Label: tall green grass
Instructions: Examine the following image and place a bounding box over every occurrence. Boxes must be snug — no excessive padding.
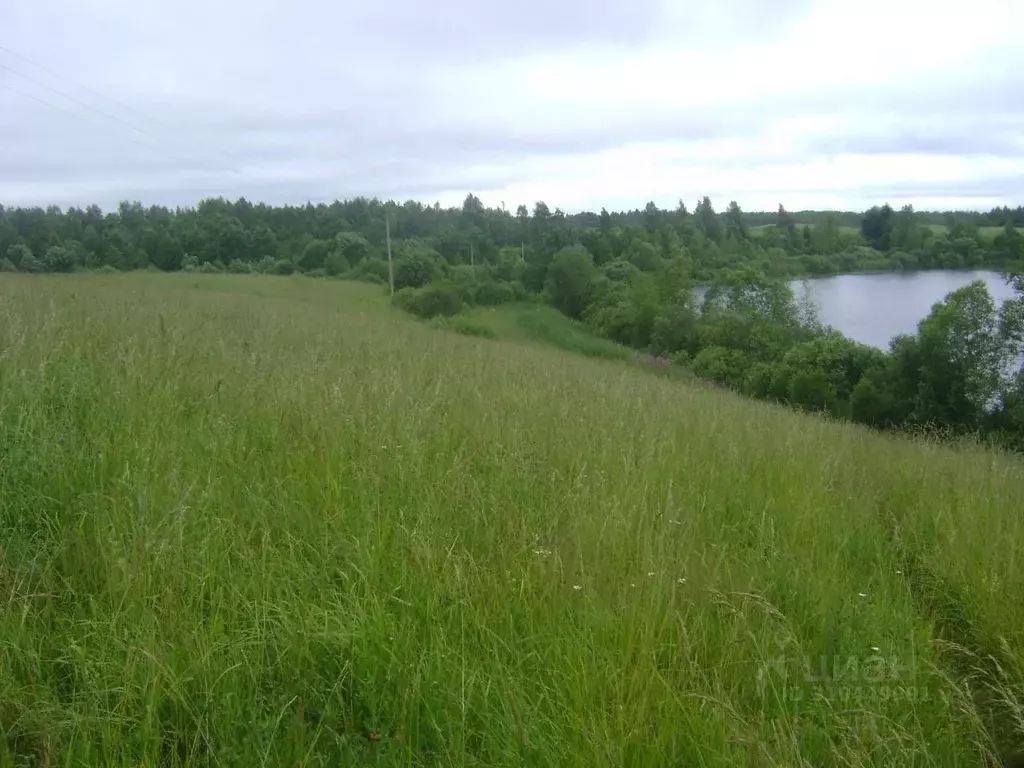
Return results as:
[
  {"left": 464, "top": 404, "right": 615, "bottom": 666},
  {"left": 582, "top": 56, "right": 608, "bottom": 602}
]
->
[{"left": 1, "top": 273, "right": 1023, "bottom": 766}]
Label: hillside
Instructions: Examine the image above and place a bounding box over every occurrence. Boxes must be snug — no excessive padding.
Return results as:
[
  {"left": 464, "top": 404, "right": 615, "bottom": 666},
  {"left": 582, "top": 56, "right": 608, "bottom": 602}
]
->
[{"left": 1, "top": 273, "right": 1023, "bottom": 766}]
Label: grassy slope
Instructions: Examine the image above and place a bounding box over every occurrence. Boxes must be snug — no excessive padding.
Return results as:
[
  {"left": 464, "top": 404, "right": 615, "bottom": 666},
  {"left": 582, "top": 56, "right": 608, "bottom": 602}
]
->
[{"left": 1, "top": 273, "right": 1023, "bottom": 767}]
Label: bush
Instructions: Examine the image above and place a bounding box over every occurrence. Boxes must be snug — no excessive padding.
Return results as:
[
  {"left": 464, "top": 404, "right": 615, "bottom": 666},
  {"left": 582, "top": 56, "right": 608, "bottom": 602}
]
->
[
  {"left": 348, "top": 258, "right": 390, "bottom": 284},
  {"left": 691, "top": 346, "right": 752, "bottom": 389},
  {"left": 269, "top": 260, "right": 297, "bottom": 276},
  {"left": 305, "top": 268, "right": 327, "bottom": 278},
  {"left": 228, "top": 259, "right": 251, "bottom": 274},
  {"left": 325, "top": 252, "right": 350, "bottom": 277},
  {"left": 43, "top": 246, "right": 77, "bottom": 273},
  {"left": 0, "top": 258, "right": 17, "bottom": 273},
  {"left": 199, "top": 261, "right": 222, "bottom": 274},
  {"left": 93, "top": 265, "right": 120, "bottom": 275},
  {"left": 248, "top": 257, "right": 274, "bottom": 274},
  {"left": 669, "top": 350, "right": 691, "bottom": 367},
  {"left": 474, "top": 280, "right": 517, "bottom": 306},
  {"left": 545, "top": 245, "right": 597, "bottom": 319},
  {"left": 19, "top": 253, "right": 44, "bottom": 273},
  {"left": 603, "top": 258, "right": 640, "bottom": 282},
  {"left": 394, "top": 251, "right": 442, "bottom": 290},
  {"left": 393, "top": 284, "right": 464, "bottom": 319},
  {"left": 181, "top": 253, "right": 200, "bottom": 272},
  {"left": 434, "top": 316, "right": 496, "bottom": 339},
  {"left": 743, "top": 362, "right": 777, "bottom": 399}
]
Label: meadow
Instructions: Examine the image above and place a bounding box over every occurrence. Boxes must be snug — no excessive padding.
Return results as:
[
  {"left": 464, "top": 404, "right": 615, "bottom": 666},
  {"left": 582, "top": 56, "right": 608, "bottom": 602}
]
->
[{"left": 1, "top": 273, "right": 1023, "bottom": 767}]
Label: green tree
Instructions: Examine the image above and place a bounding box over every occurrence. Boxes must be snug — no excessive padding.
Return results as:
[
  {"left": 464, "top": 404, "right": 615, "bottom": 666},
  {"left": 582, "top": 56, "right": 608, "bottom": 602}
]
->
[
  {"left": 725, "top": 201, "right": 748, "bottom": 241},
  {"left": 42, "top": 245, "right": 77, "bottom": 272},
  {"left": 394, "top": 250, "right": 442, "bottom": 290},
  {"left": 545, "top": 245, "right": 597, "bottom": 319},
  {"left": 694, "top": 197, "right": 723, "bottom": 244},
  {"left": 7, "top": 243, "right": 32, "bottom": 268},
  {"left": 298, "top": 239, "right": 332, "bottom": 271},
  {"left": 325, "top": 251, "right": 349, "bottom": 277},
  {"left": 902, "top": 281, "right": 1017, "bottom": 430},
  {"left": 334, "top": 232, "right": 372, "bottom": 265},
  {"left": 776, "top": 204, "right": 797, "bottom": 246},
  {"left": 861, "top": 204, "right": 894, "bottom": 251}
]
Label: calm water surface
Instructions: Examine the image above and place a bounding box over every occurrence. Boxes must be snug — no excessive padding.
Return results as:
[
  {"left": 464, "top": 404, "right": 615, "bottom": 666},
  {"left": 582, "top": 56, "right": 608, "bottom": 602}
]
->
[{"left": 792, "top": 271, "right": 1016, "bottom": 350}]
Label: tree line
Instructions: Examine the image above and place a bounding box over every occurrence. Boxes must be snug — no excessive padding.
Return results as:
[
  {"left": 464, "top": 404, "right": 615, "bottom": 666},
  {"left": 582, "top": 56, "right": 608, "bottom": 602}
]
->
[
  {"left": 1, "top": 195, "right": 1022, "bottom": 280},
  {"left": 3, "top": 194, "right": 1024, "bottom": 448}
]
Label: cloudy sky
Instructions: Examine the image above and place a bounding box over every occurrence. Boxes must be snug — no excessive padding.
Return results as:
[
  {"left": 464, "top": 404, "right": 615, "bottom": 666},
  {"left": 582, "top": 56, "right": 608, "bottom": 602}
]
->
[{"left": 2, "top": 0, "right": 1023, "bottom": 214}]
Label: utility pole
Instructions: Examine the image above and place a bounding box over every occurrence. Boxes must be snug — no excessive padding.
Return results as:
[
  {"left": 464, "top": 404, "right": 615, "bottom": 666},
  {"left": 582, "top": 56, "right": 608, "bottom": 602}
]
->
[{"left": 386, "top": 214, "right": 394, "bottom": 297}]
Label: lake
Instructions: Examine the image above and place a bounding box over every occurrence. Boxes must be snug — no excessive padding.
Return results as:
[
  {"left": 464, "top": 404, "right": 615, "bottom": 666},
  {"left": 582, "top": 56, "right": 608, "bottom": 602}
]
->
[{"left": 792, "top": 271, "right": 1017, "bottom": 350}]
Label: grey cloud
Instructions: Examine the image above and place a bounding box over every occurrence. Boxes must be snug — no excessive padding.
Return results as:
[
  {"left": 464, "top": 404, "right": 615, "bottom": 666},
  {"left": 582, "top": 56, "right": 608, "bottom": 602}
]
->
[
  {"left": 805, "top": 117, "right": 1024, "bottom": 158},
  {"left": 1, "top": 0, "right": 1023, "bottom": 212}
]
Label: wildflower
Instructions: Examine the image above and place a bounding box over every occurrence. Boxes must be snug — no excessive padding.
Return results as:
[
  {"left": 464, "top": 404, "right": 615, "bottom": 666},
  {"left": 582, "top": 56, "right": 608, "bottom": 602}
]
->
[
  {"left": 677, "top": 578, "right": 687, "bottom": 584},
  {"left": 533, "top": 549, "right": 552, "bottom": 557},
  {"left": 647, "top": 571, "right": 657, "bottom": 577},
  {"left": 573, "top": 585, "right": 582, "bottom": 591},
  {"left": 858, "top": 592, "right": 868, "bottom": 599},
  {"left": 870, "top": 646, "right": 881, "bottom": 652}
]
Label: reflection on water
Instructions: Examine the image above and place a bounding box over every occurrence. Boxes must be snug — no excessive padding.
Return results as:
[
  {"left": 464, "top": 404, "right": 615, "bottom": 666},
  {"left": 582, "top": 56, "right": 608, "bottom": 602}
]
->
[{"left": 793, "top": 271, "right": 1016, "bottom": 350}]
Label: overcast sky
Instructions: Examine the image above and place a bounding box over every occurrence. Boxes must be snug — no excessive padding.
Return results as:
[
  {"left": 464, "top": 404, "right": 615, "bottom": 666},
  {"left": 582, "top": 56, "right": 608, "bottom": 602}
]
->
[{"left": 2, "top": 0, "right": 1023, "bottom": 214}]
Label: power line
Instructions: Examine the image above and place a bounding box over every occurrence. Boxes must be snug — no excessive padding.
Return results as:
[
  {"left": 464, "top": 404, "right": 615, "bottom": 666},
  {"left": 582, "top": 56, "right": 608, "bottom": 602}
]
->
[
  {"left": 0, "top": 59, "right": 243, "bottom": 177},
  {"left": 0, "top": 43, "right": 253, "bottom": 172}
]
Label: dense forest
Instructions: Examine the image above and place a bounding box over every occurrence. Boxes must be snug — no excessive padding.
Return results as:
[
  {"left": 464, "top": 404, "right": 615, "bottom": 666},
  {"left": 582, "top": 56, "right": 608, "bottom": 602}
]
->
[
  {"left": 3, "top": 195, "right": 1024, "bottom": 447},
  {"left": 2, "top": 196, "right": 1023, "bottom": 281}
]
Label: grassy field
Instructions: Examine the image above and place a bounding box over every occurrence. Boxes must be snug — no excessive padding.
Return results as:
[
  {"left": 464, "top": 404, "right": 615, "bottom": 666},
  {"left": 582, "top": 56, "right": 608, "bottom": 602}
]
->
[{"left": 2, "top": 273, "right": 1024, "bottom": 767}]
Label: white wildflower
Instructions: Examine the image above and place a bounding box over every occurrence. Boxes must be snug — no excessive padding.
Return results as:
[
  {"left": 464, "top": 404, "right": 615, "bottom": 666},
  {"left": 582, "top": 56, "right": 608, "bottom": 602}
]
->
[
  {"left": 858, "top": 592, "right": 868, "bottom": 599},
  {"left": 573, "top": 584, "right": 583, "bottom": 591}
]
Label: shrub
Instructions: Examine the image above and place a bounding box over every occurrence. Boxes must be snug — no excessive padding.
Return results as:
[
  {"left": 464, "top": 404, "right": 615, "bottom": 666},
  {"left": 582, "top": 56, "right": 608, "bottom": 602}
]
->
[
  {"left": 393, "top": 284, "right": 464, "bottom": 319},
  {"left": 181, "top": 253, "right": 200, "bottom": 272},
  {"left": 348, "top": 258, "right": 390, "bottom": 284},
  {"left": 228, "top": 259, "right": 251, "bottom": 274},
  {"left": 43, "top": 246, "right": 77, "bottom": 273},
  {"left": 305, "top": 268, "right": 327, "bottom": 278},
  {"left": 269, "top": 260, "right": 297, "bottom": 276},
  {"left": 93, "top": 265, "right": 120, "bottom": 275},
  {"left": 691, "top": 346, "right": 752, "bottom": 389},
  {"left": 545, "top": 245, "right": 597, "bottom": 319},
  {"left": 434, "top": 316, "right": 496, "bottom": 339},
  {"left": 199, "top": 261, "right": 222, "bottom": 274},
  {"left": 603, "top": 258, "right": 640, "bottom": 282},
  {"left": 298, "top": 239, "right": 331, "bottom": 271},
  {"left": 251, "top": 256, "right": 277, "bottom": 274},
  {"left": 0, "top": 258, "right": 17, "bottom": 273},
  {"left": 325, "top": 252, "right": 350, "bottom": 277},
  {"left": 19, "top": 253, "right": 44, "bottom": 273},
  {"left": 474, "top": 280, "right": 517, "bottom": 306},
  {"left": 394, "top": 251, "right": 442, "bottom": 290}
]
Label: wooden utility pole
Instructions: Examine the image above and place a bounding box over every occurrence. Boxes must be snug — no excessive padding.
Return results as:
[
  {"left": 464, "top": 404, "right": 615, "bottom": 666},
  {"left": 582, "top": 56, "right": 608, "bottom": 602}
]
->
[{"left": 386, "top": 214, "right": 394, "bottom": 297}]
